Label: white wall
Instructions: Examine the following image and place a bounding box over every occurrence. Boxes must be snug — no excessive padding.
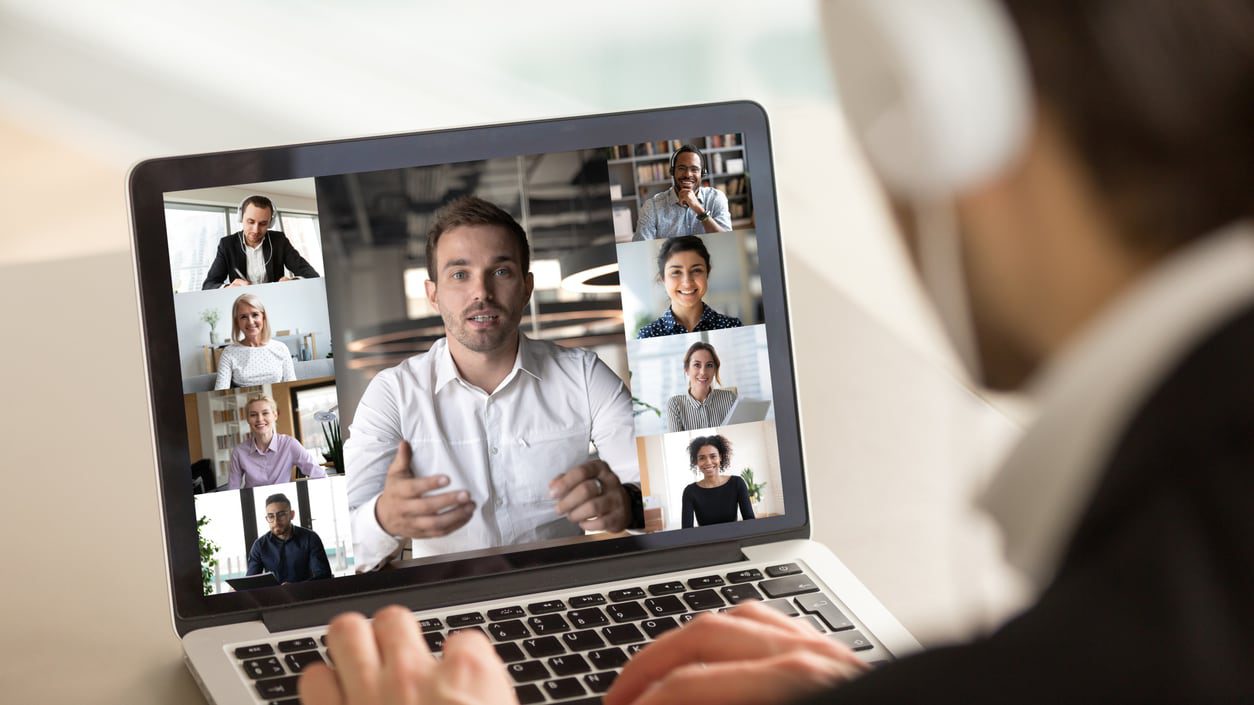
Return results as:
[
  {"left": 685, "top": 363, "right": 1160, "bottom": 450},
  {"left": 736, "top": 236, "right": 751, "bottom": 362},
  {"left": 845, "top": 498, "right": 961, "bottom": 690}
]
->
[
  {"left": 173, "top": 278, "right": 332, "bottom": 379},
  {"left": 642, "top": 420, "right": 783, "bottom": 531}
]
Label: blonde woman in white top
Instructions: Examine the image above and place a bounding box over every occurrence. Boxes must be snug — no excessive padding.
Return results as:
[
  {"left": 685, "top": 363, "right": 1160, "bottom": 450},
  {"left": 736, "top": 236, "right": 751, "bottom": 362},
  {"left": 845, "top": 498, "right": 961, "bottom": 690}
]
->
[{"left": 214, "top": 293, "right": 296, "bottom": 390}]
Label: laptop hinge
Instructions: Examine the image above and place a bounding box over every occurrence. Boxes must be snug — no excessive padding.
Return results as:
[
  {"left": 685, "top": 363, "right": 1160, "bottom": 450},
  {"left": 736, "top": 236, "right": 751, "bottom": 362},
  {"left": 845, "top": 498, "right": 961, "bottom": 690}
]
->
[{"left": 261, "top": 542, "right": 746, "bottom": 634}]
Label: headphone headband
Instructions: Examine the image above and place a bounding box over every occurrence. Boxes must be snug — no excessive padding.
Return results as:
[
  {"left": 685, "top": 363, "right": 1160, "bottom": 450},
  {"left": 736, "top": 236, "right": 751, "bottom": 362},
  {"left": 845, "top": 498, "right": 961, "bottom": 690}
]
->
[{"left": 821, "top": 0, "right": 1032, "bottom": 199}]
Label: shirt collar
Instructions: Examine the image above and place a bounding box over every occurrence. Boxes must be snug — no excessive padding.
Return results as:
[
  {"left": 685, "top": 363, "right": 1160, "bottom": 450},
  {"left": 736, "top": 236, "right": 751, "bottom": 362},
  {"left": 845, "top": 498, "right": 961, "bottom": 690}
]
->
[
  {"left": 248, "top": 434, "right": 278, "bottom": 455},
  {"left": 665, "top": 187, "right": 702, "bottom": 206},
  {"left": 433, "top": 333, "right": 542, "bottom": 394},
  {"left": 980, "top": 221, "right": 1254, "bottom": 592},
  {"left": 661, "top": 304, "right": 709, "bottom": 334}
]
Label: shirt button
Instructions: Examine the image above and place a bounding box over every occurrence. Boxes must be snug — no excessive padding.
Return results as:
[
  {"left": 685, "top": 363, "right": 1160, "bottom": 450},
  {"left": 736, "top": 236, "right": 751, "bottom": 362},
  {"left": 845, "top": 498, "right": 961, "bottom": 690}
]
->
[{"left": 491, "top": 447, "right": 498, "bottom": 455}]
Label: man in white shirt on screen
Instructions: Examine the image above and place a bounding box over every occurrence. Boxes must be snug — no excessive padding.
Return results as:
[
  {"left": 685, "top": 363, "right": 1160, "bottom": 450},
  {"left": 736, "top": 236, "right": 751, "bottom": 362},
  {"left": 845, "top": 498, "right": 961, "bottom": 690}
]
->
[{"left": 345, "top": 196, "right": 643, "bottom": 571}]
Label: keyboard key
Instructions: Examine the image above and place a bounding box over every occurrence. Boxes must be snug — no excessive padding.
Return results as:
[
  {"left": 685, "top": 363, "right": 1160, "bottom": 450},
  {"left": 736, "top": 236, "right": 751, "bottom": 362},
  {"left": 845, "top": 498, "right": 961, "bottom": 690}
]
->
[
  {"left": 424, "top": 632, "right": 446, "bottom": 653},
  {"left": 543, "top": 677, "right": 586, "bottom": 699},
  {"left": 507, "top": 660, "right": 550, "bottom": 683},
  {"left": 234, "top": 643, "right": 274, "bottom": 659},
  {"left": 762, "top": 598, "right": 799, "bottom": 617},
  {"left": 687, "top": 575, "right": 725, "bottom": 589},
  {"left": 319, "top": 634, "right": 328, "bottom": 647},
  {"left": 796, "top": 614, "right": 825, "bottom": 633},
  {"left": 254, "top": 675, "right": 300, "bottom": 699},
  {"left": 678, "top": 613, "right": 700, "bottom": 625},
  {"left": 242, "top": 656, "right": 284, "bottom": 679},
  {"left": 449, "top": 626, "right": 487, "bottom": 638},
  {"left": 568, "top": 607, "right": 609, "bottom": 629},
  {"left": 514, "top": 683, "right": 545, "bottom": 704},
  {"left": 641, "top": 617, "right": 680, "bottom": 639},
  {"left": 588, "top": 647, "right": 628, "bottom": 670},
  {"left": 830, "top": 630, "right": 874, "bottom": 652},
  {"left": 528, "top": 599, "right": 565, "bottom": 614},
  {"left": 726, "top": 568, "right": 764, "bottom": 583},
  {"left": 584, "top": 670, "right": 618, "bottom": 693},
  {"left": 643, "top": 595, "right": 686, "bottom": 616},
  {"left": 609, "top": 587, "right": 647, "bottom": 602},
  {"left": 607, "top": 601, "right": 648, "bottom": 622},
  {"left": 626, "top": 643, "right": 647, "bottom": 656},
  {"left": 446, "top": 612, "right": 485, "bottom": 628},
  {"left": 568, "top": 593, "right": 607, "bottom": 608},
  {"left": 602, "top": 623, "right": 645, "bottom": 645},
  {"left": 528, "top": 614, "right": 570, "bottom": 635},
  {"left": 760, "top": 575, "right": 820, "bottom": 598},
  {"left": 547, "top": 653, "right": 591, "bottom": 676},
  {"left": 683, "top": 589, "right": 726, "bottom": 611},
  {"left": 721, "top": 583, "right": 764, "bottom": 604},
  {"left": 765, "top": 563, "right": 802, "bottom": 577},
  {"left": 647, "top": 581, "right": 685, "bottom": 595},
  {"left": 495, "top": 642, "right": 527, "bottom": 663},
  {"left": 795, "top": 593, "right": 854, "bottom": 631},
  {"left": 418, "top": 617, "right": 443, "bottom": 632},
  {"left": 488, "top": 620, "right": 531, "bottom": 641},
  {"left": 522, "top": 636, "right": 565, "bottom": 658},
  {"left": 284, "top": 650, "right": 325, "bottom": 673},
  {"left": 276, "top": 638, "right": 317, "bottom": 653},
  {"left": 562, "top": 629, "right": 606, "bottom": 652},
  {"left": 487, "top": 606, "right": 525, "bottom": 621}
]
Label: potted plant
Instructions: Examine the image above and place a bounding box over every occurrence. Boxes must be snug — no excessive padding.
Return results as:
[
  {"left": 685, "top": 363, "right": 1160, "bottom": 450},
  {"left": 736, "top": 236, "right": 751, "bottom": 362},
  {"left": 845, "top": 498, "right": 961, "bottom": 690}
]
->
[
  {"left": 197, "top": 515, "right": 220, "bottom": 596},
  {"left": 201, "top": 308, "right": 221, "bottom": 345},
  {"left": 316, "top": 410, "right": 344, "bottom": 472},
  {"left": 740, "top": 467, "right": 767, "bottom": 513}
]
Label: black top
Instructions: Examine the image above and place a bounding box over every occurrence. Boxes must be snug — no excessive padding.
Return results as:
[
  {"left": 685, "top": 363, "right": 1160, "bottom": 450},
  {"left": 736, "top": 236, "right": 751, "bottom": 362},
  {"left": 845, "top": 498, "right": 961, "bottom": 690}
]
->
[
  {"left": 201, "top": 231, "right": 320, "bottom": 289},
  {"left": 681, "top": 475, "right": 755, "bottom": 528},
  {"left": 246, "top": 525, "right": 332, "bottom": 584},
  {"left": 800, "top": 303, "right": 1254, "bottom": 704}
]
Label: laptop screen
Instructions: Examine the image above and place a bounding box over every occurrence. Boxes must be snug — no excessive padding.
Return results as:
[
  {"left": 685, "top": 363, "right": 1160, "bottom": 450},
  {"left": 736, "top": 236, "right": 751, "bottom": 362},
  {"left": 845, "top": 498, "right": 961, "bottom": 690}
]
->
[{"left": 132, "top": 103, "right": 809, "bottom": 622}]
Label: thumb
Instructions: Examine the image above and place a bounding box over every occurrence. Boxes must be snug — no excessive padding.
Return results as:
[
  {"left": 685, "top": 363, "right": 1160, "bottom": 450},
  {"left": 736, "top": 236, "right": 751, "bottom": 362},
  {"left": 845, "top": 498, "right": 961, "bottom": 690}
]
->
[{"left": 385, "top": 440, "right": 414, "bottom": 480}]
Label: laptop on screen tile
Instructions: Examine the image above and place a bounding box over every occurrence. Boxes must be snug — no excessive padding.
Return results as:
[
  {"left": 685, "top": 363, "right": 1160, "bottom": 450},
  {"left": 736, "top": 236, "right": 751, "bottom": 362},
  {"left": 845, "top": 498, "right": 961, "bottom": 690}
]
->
[{"left": 128, "top": 101, "right": 919, "bottom": 704}]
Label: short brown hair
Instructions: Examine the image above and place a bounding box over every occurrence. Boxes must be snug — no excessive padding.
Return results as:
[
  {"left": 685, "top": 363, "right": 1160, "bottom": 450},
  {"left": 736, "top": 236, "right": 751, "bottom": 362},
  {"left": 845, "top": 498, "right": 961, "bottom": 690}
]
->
[
  {"left": 1002, "top": 0, "right": 1254, "bottom": 251},
  {"left": 425, "top": 196, "right": 530, "bottom": 280},
  {"left": 238, "top": 195, "right": 275, "bottom": 219}
]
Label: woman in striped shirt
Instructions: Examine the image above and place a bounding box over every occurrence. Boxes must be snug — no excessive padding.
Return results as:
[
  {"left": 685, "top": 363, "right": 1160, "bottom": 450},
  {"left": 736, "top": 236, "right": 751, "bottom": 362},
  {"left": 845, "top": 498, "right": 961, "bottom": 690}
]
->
[{"left": 666, "top": 341, "right": 738, "bottom": 432}]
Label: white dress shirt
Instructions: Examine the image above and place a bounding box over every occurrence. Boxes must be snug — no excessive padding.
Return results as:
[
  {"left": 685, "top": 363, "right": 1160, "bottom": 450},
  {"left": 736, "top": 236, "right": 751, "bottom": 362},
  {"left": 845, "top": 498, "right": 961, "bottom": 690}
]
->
[
  {"left": 980, "top": 222, "right": 1254, "bottom": 593},
  {"left": 244, "top": 239, "right": 268, "bottom": 284},
  {"left": 346, "top": 334, "right": 639, "bottom": 571}
]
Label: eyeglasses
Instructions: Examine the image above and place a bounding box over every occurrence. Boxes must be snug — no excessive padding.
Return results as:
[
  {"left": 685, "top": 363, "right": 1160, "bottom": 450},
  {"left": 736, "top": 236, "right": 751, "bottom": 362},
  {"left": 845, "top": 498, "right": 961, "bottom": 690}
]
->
[
  {"left": 265, "top": 511, "right": 291, "bottom": 522},
  {"left": 674, "top": 165, "right": 703, "bottom": 176}
]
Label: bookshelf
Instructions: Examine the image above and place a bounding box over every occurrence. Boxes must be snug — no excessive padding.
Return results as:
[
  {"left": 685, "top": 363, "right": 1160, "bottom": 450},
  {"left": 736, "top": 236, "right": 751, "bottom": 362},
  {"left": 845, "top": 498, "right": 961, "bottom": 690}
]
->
[
  {"left": 200, "top": 385, "right": 265, "bottom": 487},
  {"left": 607, "top": 135, "right": 753, "bottom": 239}
]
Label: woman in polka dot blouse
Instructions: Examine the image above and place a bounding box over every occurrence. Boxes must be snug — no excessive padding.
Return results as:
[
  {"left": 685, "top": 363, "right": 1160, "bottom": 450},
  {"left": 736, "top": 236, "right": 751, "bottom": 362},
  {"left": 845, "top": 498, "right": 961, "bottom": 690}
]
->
[
  {"left": 637, "top": 235, "right": 743, "bottom": 339},
  {"left": 214, "top": 293, "right": 296, "bottom": 390}
]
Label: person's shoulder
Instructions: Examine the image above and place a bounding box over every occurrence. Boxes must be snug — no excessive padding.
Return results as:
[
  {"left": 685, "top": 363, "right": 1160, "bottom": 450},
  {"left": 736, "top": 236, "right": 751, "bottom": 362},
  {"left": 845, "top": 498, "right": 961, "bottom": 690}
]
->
[
  {"left": 524, "top": 334, "right": 599, "bottom": 367},
  {"left": 373, "top": 340, "right": 443, "bottom": 391},
  {"left": 730, "top": 474, "right": 747, "bottom": 488},
  {"left": 637, "top": 318, "right": 665, "bottom": 339}
]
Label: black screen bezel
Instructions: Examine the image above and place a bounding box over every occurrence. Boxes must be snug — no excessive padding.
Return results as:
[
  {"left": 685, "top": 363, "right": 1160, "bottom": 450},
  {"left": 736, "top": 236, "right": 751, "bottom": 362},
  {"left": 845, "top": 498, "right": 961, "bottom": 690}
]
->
[{"left": 127, "top": 101, "right": 811, "bottom": 633}]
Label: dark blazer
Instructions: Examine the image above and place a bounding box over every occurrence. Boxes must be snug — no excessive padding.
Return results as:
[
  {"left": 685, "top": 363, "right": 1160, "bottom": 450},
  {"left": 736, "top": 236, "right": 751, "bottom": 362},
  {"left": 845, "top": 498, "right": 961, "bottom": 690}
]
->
[
  {"left": 807, "top": 304, "right": 1254, "bottom": 704},
  {"left": 201, "top": 231, "right": 320, "bottom": 289}
]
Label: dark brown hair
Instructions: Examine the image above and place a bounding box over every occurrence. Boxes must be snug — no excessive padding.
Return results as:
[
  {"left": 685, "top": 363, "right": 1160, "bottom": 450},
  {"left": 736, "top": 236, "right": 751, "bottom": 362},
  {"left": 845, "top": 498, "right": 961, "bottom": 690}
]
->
[
  {"left": 425, "top": 195, "right": 531, "bottom": 280},
  {"left": 656, "top": 235, "right": 712, "bottom": 280},
  {"left": 238, "top": 195, "right": 275, "bottom": 219},
  {"left": 687, "top": 435, "right": 733, "bottom": 472},
  {"left": 1003, "top": 0, "right": 1254, "bottom": 250},
  {"left": 684, "top": 341, "right": 722, "bottom": 385}
]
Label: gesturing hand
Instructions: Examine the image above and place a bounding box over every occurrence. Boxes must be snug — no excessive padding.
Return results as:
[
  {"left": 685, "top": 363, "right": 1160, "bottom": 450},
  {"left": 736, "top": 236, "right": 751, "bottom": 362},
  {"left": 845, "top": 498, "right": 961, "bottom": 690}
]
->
[
  {"left": 605, "top": 601, "right": 869, "bottom": 705},
  {"left": 549, "top": 460, "right": 630, "bottom": 532},
  {"left": 299, "top": 606, "right": 518, "bottom": 705},
  {"left": 374, "top": 441, "right": 476, "bottom": 539}
]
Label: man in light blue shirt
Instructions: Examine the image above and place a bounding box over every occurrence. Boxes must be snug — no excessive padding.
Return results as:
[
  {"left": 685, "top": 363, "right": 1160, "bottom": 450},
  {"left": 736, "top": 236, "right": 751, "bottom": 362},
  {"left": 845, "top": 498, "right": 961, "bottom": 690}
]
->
[{"left": 634, "top": 144, "right": 732, "bottom": 240}]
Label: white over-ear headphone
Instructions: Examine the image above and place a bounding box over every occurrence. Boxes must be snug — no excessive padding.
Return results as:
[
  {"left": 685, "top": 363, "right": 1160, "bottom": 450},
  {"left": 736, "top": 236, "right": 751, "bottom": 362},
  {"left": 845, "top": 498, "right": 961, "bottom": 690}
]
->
[
  {"left": 821, "top": 0, "right": 1034, "bottom": 379},
  {"left": 820, "top": 0, "right": 1032, "bottom": 200}
]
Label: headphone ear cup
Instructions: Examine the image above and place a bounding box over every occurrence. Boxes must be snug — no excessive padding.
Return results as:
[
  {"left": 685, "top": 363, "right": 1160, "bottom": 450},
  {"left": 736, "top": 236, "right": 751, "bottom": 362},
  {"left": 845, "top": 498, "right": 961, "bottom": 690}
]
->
[{"left": 821, "top": 0, "right": 1032, "bottom": 199}]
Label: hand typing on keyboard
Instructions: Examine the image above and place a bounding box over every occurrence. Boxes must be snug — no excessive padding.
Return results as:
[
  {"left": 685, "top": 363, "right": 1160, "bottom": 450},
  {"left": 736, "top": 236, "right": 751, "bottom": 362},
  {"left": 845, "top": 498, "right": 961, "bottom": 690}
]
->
[
  {"left": 300, "top": 600, "right": 866, "bottom": 705},
  {"left": 300, "top": 605, "right": 516, "bottom": 705}
]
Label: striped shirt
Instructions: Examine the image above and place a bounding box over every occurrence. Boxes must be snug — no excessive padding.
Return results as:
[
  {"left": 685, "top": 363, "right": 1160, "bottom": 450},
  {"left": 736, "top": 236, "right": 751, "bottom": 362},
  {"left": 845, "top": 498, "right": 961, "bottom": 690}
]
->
[{"left": 666, "top": 388, "right": 739, "bottom": 432}]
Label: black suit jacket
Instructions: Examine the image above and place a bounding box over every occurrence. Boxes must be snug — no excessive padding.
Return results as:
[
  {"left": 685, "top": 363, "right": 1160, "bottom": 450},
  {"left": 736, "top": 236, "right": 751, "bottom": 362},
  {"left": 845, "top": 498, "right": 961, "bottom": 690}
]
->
[
  {"left": 201, "top": 231, "right": 320, "bottom": 289},
  {"left": 807, "top": 304, "right": 1254, "bottom": 704}
]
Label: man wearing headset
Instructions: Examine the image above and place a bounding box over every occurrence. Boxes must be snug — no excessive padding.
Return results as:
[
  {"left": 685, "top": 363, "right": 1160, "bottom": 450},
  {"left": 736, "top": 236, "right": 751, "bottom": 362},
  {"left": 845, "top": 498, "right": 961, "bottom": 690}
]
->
[
  {"left": 200, "top": 194, "right": 321, "bottom": 289},
  {"left": 633, "top": 144, "right": 732, "bottom": 240},
  {"left": 299, "top": 1, "right": 1254, "bottom": 703}
]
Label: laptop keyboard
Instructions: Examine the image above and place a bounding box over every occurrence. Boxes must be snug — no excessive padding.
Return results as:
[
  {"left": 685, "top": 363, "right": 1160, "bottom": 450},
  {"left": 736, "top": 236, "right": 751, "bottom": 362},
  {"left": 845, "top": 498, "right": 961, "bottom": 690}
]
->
[{"left": 228, "top": 560, "right": 889, "bottom": 704}]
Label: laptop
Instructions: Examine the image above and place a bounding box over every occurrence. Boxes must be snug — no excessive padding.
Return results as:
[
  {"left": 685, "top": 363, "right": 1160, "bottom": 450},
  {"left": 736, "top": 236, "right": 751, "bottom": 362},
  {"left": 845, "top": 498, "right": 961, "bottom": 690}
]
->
[{"left": 128, "top": 101, "right": 919, "bottom": 704}]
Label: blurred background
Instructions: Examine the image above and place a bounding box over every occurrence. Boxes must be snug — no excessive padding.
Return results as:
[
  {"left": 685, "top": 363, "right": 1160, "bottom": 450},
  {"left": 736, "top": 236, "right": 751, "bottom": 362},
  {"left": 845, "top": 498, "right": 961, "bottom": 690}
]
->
[{"left": 0, "top": 1, "right": 1026, "bottom": 702}]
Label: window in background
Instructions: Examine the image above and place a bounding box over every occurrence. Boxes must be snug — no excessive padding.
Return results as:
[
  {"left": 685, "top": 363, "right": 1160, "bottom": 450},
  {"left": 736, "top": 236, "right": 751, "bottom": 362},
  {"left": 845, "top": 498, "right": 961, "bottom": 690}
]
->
[
  {"left": 166, "top": 204, "right": 228, "bottom": 292},
  {"left": 194, "top": 492, "right": 246, "bottom": 594},
  {"left": 291, "top": 383, "right": 339, "bottom": 468},
  {"left": 307, "top": 477, "right": 355, "bottom": 575}
]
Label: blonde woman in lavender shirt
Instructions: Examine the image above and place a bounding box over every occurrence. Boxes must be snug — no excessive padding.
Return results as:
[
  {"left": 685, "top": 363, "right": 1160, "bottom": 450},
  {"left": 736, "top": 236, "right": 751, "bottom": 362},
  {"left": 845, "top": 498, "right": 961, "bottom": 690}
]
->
[
  {"left": 228, "top": 395, "right": 326, "bottom": 489},
  {"left": 214, "top": 293, "right": 296, "bottom": 390}
]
